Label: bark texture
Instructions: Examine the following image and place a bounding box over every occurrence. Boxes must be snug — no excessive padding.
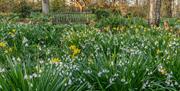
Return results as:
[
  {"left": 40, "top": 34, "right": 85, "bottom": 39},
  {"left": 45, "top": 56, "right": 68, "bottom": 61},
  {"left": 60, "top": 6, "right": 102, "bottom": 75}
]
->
[
  {"left": 149, "top": 0, "right": 161, "bottom": 26},
  {"left": 42, "top": 0, "right": 49, "bottom": 14}
]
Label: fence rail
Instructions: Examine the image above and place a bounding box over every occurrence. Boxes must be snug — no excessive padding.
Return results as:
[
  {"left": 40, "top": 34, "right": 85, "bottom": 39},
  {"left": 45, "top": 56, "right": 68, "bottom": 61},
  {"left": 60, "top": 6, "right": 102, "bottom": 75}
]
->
[{"left": 52, "top": 12, "right": 94, "bottom": 25}]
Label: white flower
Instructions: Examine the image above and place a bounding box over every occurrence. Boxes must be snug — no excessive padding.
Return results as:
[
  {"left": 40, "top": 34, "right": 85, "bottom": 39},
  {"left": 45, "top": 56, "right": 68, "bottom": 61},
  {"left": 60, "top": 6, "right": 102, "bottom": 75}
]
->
[
  {"left": 29, "top": 75, "right": 33, "bottom": 79},
  {"left": 30, "top": 83, "right": 33, "bottom": 87},
  {"left": 25, "top": 43, "right": 29, "bottom": 47},
  {"left": 32, "top": 73, "right": 38, "bottom": 78},
  {"left": 87, "top": 82, "right": 92, "bottom": 88},
  {"left": 64, "top": 83, "right": 67, "bottom": 86},
  {"left": 83, "top": 70, "right": 92, "bottom": 74},
  {"left": 38, "top": 46, "right": 42, "bottom": 50},
  {"left": 0, "top": 68, "right": 5, "bottom": 73},
  {"left": 39, "top": 69, "right": 42, "bottom": 73},
  {"left": 121, "top": 78, "right": 126, "bottom": 82},
  {"left": 68, "top": 79, "right": 72, "bottom": 85},
  {"left": 12, "top": 57, "right": 16, "bottom": 61},
  {"left": 109, "top": 77, "right": 115, "bottom": 84},
  {"left": 22, "top": 37, "right": 28, "bottom": 44},
  {"left": 175, "top": 81, "right": 178, "bottom": 85},
  {"left": 39, "top": 60, "right": 44, "bottom": 64},
  {"left": 170, "top": 83, "right": 174, "bottom": 87},
  {"left": 165, "top": 80, "right": 171, "bottom": 85},
  {"left": 102, "top": 69, "right": 109, "bottom": 73},
  {"left": 155, "top": 41, "right": 158, "bottom": 45},
  {"left": 114, "top": 73, "right": 119, "bottom": 77},
  {"left": 98, "top": 72, "right": 102, "bottom": 77},
  {"left": 17, "top": 57, "right": 21, "bottom": 62},
  {"left": 24, "top": 75, "right": 28, "bottom": 79}
]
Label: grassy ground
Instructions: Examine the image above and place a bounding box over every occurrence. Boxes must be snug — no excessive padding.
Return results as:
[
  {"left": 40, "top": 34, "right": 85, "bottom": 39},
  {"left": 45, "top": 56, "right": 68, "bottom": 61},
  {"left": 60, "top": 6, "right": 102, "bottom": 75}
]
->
[{"left": 0, "top": 13, "right": 180, "bottom": 91}]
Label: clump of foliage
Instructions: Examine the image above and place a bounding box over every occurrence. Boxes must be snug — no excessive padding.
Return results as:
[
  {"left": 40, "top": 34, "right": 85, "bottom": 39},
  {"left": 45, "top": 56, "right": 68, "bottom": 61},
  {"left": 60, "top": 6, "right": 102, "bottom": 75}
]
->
[
  {"left": 96, "top": 16, "right": 148, "bottom": 31},
  {"left": 51, "top": 0, "right": 67, "bottom": 12},
  {"left": 128, "top": 5, "right": 148, "bottom": 18},
  {"left": 94, "top": 9, "right": 110, "bottom": 20},
  {"left": 0, "top": 23, "right": 179, "bottom": 91},
  {"left": 112, "top": 8, "right": 121, "bottom": 16},
  {"left": 0, "top": 0, "right": 17, "bottom": 12},
  {"left": 18, "top": 1, "right": 32, "bottom": 18}
]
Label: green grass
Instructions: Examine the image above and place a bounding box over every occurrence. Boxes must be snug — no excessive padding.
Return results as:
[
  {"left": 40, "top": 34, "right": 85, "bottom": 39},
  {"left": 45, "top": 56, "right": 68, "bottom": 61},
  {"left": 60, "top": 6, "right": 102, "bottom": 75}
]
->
[{"left": 0, "top": 17, "right": 179, "bottom": 91}]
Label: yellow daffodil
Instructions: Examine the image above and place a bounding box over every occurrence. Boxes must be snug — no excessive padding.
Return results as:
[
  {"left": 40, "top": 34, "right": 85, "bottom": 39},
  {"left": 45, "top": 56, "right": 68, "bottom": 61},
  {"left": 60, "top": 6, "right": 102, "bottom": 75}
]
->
[
  {"left": 69, "top": 45, "right": 81, "bottom": 58},
  {"left": 50, "top": 58, "right": 61, "bottom": 64},
  {"left": 4, "top": 47, "right": 13, "bottom": 53},
  {"left": 144, "top": 28, "right": 147, "bottom": 32},
  {"left": 12, "top": 29, "right": 16, "bottom": 33},
  {"left": 156, "top": 49, "right": 161, "bottom": 54},
  {"left": 8, "top": 29, "right": 16, "bottom": 37},
  {"left": 72, "top": 48, "right": 80, "bottom": 56},
  {"left": 8, "top": 32, "right": 15, "bottom": 37},
  {"left": 0, "top": 42, "right": 6, "bottom": 48},
  {"left": 69, "top": 45, "right": 76, "bottom": 50}
]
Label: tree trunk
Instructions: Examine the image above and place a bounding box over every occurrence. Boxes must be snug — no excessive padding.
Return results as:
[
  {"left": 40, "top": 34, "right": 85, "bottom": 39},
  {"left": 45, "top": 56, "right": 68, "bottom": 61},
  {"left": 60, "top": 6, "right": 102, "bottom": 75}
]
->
[
  {"left": 167, "top": 0, "right": 173, "bottom": 17},
  {"left": 149, "top": 0, "right": 161, "bottom": 26},
  {"left": 42, "top": 0, "right": 49, "bottom": 14},
  {"left": 119, "top": 0, "right": 126, "bottom": 4},
  {"left": 136, "top": 0, "right": 138, "bottom": 6},
  {"left": 172, "top": 0, "right": 177, "bottom": 17}
]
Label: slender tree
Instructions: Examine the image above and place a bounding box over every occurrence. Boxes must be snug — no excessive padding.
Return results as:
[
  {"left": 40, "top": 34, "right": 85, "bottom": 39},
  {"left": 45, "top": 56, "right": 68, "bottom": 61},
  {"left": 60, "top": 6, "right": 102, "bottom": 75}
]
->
[
  {"left": 172, "top": 0, "right": 178, "bottom": 17},
  {"left": 42, "top": 0, "right": 49, "bottom": 14},
  {"left": 119, "top": 0, "right": 126, "bottom": 4},
  {"left": 149, "top": 0, "right": 161, "bottom": 26},
  {"left": 164, "top": 0, "right": 173, "bottom": 17},
  {"left": 136, "top": 0, "right": 139, "bottom": 5}
]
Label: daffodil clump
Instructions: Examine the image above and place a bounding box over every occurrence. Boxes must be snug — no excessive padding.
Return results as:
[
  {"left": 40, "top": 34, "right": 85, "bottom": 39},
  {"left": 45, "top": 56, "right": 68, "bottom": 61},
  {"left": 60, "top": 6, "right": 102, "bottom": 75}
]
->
[
  {"left": 8, "top": 29, "right": 16, "bottom": 37},
  {"left": 69, "top": 45, "right": 81, "bottom": 58},
  {"left": 4, "top": 47, "right": 13, "bottom": 54}
]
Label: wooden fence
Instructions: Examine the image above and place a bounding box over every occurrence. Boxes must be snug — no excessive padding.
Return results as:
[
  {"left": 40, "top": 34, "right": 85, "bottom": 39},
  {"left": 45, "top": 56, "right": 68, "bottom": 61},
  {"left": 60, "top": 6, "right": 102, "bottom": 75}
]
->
[{"left": 52, "top": 12, "right": 94, "bottom": 25}]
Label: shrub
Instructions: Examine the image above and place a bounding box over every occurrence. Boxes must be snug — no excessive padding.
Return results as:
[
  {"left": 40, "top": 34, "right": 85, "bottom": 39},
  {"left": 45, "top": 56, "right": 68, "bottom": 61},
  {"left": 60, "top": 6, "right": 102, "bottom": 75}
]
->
[
  {"left": 51, "top": 0, "right": 67, "bottom": 12},
  {"left": 95, "top": 16, "right": 148, "bottom": 31},
  {"left": 0, "top": 0, "right": 17, "bottom": 12},
  {"left": 128, "top": 6, "right": 148, "bottom": 18},
  {"left": 112, "top": 8, "right": 121, "bottom": 16},
  {"left": 18, "top": 1, "right": 32, "bottom": 18},
  {"left": 94, "top": 9, "right": 110, "bottom": 20}
]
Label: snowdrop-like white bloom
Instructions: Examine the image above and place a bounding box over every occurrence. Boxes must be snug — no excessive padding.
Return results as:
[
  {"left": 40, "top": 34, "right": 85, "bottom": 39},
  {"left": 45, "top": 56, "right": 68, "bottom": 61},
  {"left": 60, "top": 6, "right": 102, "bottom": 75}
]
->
[
  {"left": 22, "top": 37, "right": 28, "bottom": 44},
  {"left": 24, "top": 75, "right": 28, "bottom": 79},
  {"left": 39, "top": 60, "right": 44, "bottom": 64},
  {"left": 0, "top": 68, "right": 5, "bottom": 73},
  {"left": 83, "top": 70, "right": 92, "bottom": 74},
  {"left": 68, "top": 79, "right": 72, "bottom": 85},
  {"left": 98, "top": 72, "right": 102, "bottom": 77},
  {"left": 32, "top": 73, "right": 38, "bottom": 78},
  {"left": 17, "top": 57, "right": 21, "bottom": 62},
  {"left": 102, "top": 69, "right": 109, "bottom": 73},
  {"left": 109, "top": 77, "right": 115, "bottom": 84}
]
